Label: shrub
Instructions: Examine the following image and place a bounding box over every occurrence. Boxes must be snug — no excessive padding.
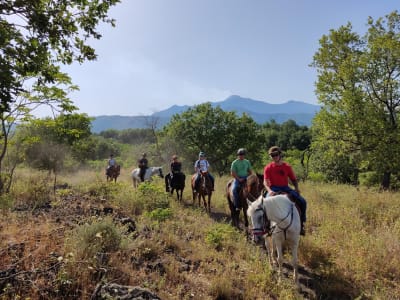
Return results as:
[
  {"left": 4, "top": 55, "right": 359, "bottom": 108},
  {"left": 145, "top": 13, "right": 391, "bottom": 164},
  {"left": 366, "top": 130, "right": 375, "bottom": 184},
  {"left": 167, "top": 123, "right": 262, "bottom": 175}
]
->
[
  {"left": 65, "top": 217, "right": 122, "bottom": 263},
  {"left": 205, "top": 223, "right": 238, "bottom": 251},
  {"left": 146, "top": 208, "right": 173, "bottom": 222}
]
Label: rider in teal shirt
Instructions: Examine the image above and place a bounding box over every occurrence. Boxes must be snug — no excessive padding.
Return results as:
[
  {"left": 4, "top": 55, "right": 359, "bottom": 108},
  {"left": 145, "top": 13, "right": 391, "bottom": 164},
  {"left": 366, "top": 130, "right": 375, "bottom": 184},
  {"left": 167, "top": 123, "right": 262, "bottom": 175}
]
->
[{"left": 231, "top": 148, "right": 253, "bottom": 210}]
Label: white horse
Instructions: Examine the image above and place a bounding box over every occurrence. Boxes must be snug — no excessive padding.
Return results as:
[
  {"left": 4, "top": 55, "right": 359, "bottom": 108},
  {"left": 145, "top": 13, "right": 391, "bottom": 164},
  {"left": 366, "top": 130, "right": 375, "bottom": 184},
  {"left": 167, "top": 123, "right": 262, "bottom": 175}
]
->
[
  {"left": 247, "top": 195, "right": 301, "bottom": 284},
  {"left": 131, "top": 167, "right": 164, "bottom": 188}
]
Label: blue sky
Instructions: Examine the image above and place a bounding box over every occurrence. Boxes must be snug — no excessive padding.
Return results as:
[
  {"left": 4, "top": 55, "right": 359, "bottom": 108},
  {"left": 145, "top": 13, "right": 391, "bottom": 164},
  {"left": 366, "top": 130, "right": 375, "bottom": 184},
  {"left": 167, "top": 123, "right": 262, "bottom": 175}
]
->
[{"left": 58, "top": 0, "right": 399, "bottom": 117}]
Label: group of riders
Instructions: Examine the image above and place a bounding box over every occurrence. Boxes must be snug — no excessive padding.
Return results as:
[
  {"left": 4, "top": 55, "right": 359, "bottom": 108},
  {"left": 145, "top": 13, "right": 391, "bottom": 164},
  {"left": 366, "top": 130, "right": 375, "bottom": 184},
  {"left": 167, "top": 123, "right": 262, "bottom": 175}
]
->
[{"left": 105, "top": 146, "right": 307, "bottom": 236}]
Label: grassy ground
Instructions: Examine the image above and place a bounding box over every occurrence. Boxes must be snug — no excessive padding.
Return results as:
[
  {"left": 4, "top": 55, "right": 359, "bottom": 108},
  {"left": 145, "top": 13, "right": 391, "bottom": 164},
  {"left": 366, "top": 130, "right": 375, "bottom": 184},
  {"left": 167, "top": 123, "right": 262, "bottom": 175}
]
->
[{"left": 0, "top": 168, "right": 399, "bottom": 299}]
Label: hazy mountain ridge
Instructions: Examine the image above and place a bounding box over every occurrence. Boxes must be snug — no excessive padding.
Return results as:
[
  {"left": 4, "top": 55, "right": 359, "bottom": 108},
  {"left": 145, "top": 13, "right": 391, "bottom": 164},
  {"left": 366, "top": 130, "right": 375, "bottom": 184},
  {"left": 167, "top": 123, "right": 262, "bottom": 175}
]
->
[{"left": 91, "top": 95, "right": 320, "bottom": 133}]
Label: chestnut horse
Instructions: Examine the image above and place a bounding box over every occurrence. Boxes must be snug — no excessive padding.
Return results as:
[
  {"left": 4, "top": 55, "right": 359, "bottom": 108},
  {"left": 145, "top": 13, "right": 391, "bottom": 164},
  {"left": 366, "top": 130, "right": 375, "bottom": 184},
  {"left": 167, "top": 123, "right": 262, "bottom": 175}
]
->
[
  {"left": 226, "top": 173, "right": 264, "bottom": 229},
  {"left": 191, "top": 171, "right": 212, "bottom": 213}
]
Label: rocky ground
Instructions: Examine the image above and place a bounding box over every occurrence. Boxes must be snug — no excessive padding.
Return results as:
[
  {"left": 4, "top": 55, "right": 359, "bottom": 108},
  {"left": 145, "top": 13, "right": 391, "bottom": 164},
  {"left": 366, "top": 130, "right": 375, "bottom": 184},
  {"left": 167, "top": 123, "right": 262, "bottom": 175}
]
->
[{"left": 0, "top": 190, "right": 322, "bottom": 299}]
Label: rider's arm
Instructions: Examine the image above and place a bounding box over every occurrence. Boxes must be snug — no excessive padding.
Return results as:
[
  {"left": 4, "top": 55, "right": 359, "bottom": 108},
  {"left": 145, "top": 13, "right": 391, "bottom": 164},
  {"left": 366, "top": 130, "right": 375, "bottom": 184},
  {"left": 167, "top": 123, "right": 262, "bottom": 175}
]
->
[
  {"left": 291, "top": 179, "right": 300, "bottom": 194},
  {"left": 264, "top": 178, "right": 273, "bottom": 194}
]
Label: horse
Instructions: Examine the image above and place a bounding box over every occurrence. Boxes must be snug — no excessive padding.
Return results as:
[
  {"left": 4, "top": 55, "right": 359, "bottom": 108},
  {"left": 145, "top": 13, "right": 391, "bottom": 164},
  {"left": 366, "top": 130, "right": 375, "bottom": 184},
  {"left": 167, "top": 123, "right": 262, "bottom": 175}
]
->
[
  {"left": 106, "top": 165, "right": 120, "bottom": 183},
  {"left": 191, "top": 171, "right": 212, "bottom": 213},
  {"left": 131, "top": 167, "right": 164, "bottom": 188},
  {"left": 226, "top": 173, "right": 264, "bottom": 229},
  {"left": 247, "top": 194, "right": 301, "bottom": 284},
  {"left": 165, "top": 172, "right": 185, "bottom": 201}
]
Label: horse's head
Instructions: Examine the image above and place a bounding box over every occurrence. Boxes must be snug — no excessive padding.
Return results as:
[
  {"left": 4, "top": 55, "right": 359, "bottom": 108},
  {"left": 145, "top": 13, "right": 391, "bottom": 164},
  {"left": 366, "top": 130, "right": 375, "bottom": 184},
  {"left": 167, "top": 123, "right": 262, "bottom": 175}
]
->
[
  {"left": 246, "top": 173, "right": 264, "bottom": 202},
  {"left": 200, "top": 170, "right": 208, "bottom": 176},
  {"left": 247, "top": 196, "right": 269, "bottom": 243},
  {"left": 158, "top": 167, "right": 164, "bottom": 178}
]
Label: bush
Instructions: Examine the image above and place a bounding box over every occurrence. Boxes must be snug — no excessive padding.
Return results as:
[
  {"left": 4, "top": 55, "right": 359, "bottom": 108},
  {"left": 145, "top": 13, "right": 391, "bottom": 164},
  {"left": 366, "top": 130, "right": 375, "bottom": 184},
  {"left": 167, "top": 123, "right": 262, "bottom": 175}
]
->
[
  {"left": 146, "top": 208, "right": 173, "bottom": 222},
  {"left": 65, "top": 217, "right": 122, "bottom": 263},
  {"left": 205, "top": 223, "right": 238, "bottom": 251}
]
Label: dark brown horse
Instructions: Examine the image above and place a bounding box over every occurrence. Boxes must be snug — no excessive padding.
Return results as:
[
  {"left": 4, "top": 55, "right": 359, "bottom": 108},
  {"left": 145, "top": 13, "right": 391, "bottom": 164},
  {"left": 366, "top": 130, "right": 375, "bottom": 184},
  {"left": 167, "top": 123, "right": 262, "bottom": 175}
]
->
[
  {"left": 166, "top": 172, "right": 186, "bottom": 201},
  {"left": 106, "top": 165, "right": 120, "bottom": 182},
  {"left": 226, "top": 173, "right": 264, "bottom": 229},
  {"left": 191, "top": 171, "right": 212, "bottom": 213}
]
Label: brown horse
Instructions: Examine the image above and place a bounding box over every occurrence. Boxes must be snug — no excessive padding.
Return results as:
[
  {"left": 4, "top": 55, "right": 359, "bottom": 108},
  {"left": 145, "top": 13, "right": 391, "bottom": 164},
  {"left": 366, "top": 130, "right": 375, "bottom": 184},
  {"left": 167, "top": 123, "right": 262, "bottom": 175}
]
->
[
  {"left": 226, "top": 173, "right": 264, "bottom": 229},
  {"left": 106, "top": 165, "right": 120, "bottom": 182},
  {"left": 191, "top": 171, "right": 212, "bottom": 213}
]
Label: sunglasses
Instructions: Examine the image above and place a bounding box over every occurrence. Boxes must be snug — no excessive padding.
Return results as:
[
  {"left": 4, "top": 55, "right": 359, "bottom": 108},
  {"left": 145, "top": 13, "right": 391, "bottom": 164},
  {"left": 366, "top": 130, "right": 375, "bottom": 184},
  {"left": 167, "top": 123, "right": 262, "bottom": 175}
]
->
[{"left": 270, "top": 152, "right": 280, "bottom": 158}]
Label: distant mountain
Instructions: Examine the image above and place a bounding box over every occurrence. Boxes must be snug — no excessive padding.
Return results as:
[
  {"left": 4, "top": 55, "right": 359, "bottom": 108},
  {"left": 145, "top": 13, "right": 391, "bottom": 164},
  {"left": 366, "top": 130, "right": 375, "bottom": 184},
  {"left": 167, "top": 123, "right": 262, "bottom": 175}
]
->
[{"left": 91, "top": 95, "right": 320, "bottom": 133}]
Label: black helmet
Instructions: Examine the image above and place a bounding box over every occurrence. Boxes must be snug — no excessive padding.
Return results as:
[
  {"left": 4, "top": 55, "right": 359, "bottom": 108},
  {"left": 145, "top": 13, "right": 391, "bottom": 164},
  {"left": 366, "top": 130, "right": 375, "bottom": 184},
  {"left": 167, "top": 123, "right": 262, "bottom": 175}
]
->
[{"left": 237, "top": 148, "right": 246, "bottom": 155}]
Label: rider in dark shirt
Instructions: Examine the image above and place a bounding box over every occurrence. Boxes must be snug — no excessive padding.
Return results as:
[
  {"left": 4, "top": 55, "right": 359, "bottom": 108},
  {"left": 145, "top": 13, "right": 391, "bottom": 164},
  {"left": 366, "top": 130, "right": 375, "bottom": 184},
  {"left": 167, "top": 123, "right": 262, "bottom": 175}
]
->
[
  {"left": 138, "top": 153, "right": 148, "bottom": 182},
  {"left": 165, "top": 155, "right": 185, "bottom": 192}
]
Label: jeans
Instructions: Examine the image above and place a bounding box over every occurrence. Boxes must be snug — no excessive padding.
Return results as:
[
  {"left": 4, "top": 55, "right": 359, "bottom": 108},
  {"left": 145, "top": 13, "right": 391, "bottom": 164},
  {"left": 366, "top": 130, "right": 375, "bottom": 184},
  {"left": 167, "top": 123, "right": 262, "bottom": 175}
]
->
[
  {"left": 269, "top": 186, "right": 307, "bottom": 222},
  {"left": 232, "top": 177, "right": 246, "bottom": 208}
]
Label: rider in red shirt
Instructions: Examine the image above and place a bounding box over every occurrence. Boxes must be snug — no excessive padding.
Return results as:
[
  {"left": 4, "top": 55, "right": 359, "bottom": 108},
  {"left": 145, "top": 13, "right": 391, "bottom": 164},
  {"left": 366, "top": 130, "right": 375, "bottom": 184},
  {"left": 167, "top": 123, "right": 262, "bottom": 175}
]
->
[{"left": 263, "top": 146, "right": 307, "bottom": 236}]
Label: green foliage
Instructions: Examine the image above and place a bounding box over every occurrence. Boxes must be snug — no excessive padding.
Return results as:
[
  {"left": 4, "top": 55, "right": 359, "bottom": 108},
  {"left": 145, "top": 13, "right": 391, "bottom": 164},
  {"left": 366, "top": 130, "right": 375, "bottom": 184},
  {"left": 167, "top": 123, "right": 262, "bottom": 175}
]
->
[
  {"left": 137, "top": 182, "right": 169, "bottom": 212},
  {"left": 66, "top": 217, "right": 122, "bottom": 263},
  {"left": 205, "top": 223, "right": 239, "bottom": 250},
  {"left": 14, "top": 176, "right": 52, "bottom": 210},
  {"left": 99, "top": 128, "right": 156, "bottom": 144},
  {"left": 163, "top": 103, "right": 264, "bottom": 175},
  {"left": 311, "top": 11, "right": 400, "bottom": 189},
  {"left": 0, "top": 0, "right": 120, "bottom": 194},
  {"left": 145, "top": 208, "right": 173, "bottom": 222},
  {"left": 261, "top": 119, "right": 311, "bottom": 151}
]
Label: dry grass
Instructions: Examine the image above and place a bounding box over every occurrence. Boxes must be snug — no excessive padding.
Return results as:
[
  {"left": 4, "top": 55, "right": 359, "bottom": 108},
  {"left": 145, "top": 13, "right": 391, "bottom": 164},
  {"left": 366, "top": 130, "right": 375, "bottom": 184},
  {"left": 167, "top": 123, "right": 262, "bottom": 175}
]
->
[{"left": 0, "top": 169, "right": 399, "bottom": 299}]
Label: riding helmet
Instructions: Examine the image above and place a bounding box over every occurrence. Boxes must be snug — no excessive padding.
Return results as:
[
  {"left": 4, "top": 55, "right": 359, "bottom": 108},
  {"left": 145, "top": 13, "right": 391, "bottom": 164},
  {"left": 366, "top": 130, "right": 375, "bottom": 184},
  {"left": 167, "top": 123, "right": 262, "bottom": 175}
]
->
[
  {"left": 237, "top": 148, "right": 246, "bottom": 155},
  {"left": 199, "top": 151, "right": 205, "bottom": 157}
]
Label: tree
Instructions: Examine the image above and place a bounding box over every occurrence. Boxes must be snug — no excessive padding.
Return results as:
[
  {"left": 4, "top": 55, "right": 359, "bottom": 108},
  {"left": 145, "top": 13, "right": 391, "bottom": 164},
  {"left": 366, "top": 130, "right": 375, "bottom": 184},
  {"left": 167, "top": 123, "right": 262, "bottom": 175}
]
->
[
  {"left": 162, "top": 103, "right": 264, "bottom": 175},
  {"left": 311, "top": 11, "right": 400, "bottom": 189},
  {"left": 261, "top": 119, "right": 311, "bottom": 151},
  {"left": 0, "top": 0, "right": 120, "bottom": 193}
]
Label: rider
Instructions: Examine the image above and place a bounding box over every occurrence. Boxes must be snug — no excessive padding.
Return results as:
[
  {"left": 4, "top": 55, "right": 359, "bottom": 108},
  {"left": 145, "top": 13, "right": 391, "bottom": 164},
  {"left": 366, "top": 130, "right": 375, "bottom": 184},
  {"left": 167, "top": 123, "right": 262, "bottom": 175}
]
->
[
  {"left": 106, "top": 153, "right": 117, "bottom": 176},
  {"left": 194, "top": 151, "right": 214, "bottom": 192},
  {"left": 138, "top": 153, "right": 148, "bottom": 182},
  {"left": 165, "top": 154, "right": 185, "bottom": 192},
  {"left": 231, "top": 148, "right": 254, "bottom": 211},
  {"left": 263, "top": 146, "right": 307, "bottom": 236}
]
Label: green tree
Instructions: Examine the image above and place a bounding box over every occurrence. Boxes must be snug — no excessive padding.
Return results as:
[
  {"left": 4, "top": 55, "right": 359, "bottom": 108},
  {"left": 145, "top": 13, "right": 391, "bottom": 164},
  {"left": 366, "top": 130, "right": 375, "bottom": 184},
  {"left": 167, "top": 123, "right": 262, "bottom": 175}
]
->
[
  {"left": 261, "top": 119, "right": 311, "bottom": 151},
  {"left": 311, "top": 11, "right": 400, "bottom": 189},
  {"left": 163, "top": 103, "right": 264, "bottom": 175},
  {"left": 0, "top": 0, "right": 120, "bottom": 193}
]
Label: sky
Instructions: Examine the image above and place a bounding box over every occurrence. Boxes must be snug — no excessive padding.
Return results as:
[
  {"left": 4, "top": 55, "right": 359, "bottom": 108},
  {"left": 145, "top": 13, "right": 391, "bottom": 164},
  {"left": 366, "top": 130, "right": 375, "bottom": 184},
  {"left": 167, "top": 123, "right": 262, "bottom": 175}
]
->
[{"left": 52, "top": 0, "right": 400, "bottom": 117}]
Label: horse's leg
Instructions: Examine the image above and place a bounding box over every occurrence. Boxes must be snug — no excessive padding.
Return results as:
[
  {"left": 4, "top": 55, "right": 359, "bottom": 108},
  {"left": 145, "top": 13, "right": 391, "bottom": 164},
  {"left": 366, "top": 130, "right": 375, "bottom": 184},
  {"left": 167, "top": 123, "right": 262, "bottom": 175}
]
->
[
  {"left": 243, "top": 206, "right": 249, "bottom": 228},
  {"left": 264, "top": 236, "right": 274, "bottom": 267},
  {"left": 275, "top": 238, "right": 284, "bottom": 283},
  {"left": 291, "top": 240, "right": 300, "bottom": 284},
  {"left": 208, "top": 194, "right": 211, "bottom": 213}
]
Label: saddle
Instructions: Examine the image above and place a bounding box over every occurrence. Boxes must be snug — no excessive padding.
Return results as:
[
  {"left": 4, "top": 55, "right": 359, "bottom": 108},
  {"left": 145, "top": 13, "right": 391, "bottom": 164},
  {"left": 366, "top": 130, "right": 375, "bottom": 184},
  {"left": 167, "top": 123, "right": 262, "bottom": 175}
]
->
[{"left": 263, "top": 190, "right": 303, "bottom": 220}]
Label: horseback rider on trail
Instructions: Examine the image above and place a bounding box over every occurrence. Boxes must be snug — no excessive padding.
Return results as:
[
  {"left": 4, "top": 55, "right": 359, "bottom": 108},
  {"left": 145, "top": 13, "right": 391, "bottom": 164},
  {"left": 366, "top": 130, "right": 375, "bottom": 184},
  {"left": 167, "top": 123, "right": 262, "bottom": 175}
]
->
[
  {"left": 263, "top": 146, "right": 307, "bottom": 236},
  {"left": 138, "top": 153, "right": 148, "bottom": 182},
  {"left": 165, "top": 155, "right": 185, "bottom": 192},
  {"left": 106, "top": 154, "right": 116, "bottom": 176},
  {"left": 231, "top": 148, "right": 254, "bottom": 211},
  {"left": 194, "top": 152, "right": 215, "bottom": 192}
]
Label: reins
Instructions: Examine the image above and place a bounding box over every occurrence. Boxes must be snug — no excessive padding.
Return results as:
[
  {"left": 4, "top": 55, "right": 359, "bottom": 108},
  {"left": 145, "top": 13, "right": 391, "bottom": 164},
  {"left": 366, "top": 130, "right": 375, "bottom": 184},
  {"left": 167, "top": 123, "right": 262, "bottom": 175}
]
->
[{"left": 251, "top": 198, "right": 295, "bottom": 240}]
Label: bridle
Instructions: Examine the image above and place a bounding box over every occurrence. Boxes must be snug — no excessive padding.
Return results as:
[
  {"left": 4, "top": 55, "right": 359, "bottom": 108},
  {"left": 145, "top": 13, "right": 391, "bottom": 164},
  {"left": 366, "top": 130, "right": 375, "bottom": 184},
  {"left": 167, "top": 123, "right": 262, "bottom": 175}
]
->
[{"left": 250, "top": 197, "right": 295, "bottom": 239}]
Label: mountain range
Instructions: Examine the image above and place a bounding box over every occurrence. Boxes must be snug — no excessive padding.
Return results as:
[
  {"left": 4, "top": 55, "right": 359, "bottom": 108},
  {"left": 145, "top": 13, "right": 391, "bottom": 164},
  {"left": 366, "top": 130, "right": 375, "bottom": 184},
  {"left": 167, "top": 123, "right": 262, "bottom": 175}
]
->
[{"left": 91, "top": 95, "right": 321, "bottom": 133}]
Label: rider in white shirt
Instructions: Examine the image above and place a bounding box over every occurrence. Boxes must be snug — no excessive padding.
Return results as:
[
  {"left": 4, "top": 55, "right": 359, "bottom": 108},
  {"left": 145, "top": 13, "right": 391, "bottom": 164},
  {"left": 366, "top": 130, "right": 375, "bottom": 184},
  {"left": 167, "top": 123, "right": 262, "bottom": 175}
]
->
[{"left": 194, "top": 152, "right": 215, "bottom": 191}]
